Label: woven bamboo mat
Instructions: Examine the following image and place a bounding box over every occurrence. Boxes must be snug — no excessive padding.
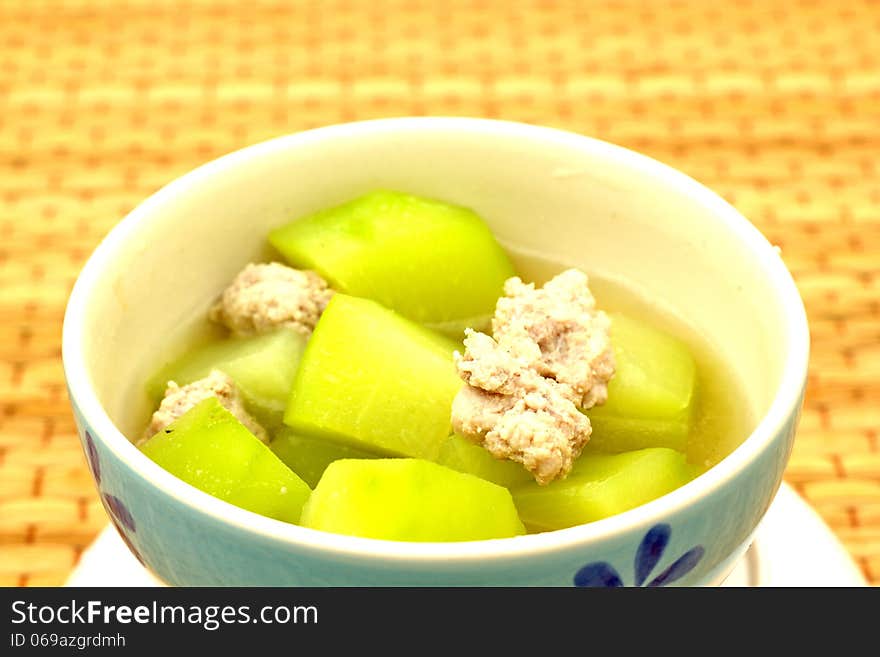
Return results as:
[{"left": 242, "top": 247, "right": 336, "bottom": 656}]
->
[{"left": 1, "top": 0, "right": 878, "bottom": 587}]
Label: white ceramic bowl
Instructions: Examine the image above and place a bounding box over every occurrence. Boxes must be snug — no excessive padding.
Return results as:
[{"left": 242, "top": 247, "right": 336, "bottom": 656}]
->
[{"left": 62, "top": 118, "right": 809, "bottom": 586}]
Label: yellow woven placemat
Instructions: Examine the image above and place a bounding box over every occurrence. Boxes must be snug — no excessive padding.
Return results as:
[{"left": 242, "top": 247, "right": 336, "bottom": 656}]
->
[{"left": 1, "top": 0, "right": 877, "bottom": 586}]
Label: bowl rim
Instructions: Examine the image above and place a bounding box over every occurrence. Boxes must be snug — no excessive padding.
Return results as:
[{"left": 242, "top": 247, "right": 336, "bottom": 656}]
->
[{"left": 62, "top": 116, "right": 810, "bottom": 562}]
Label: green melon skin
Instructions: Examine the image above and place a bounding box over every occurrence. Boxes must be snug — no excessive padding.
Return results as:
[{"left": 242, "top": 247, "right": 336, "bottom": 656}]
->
[
  {"left": 268, "top": 190, "right": 515, "bottom": 339},
  {"left": 146, "top": 328, "right": 307, "bottom": 428},
  {"left": 283, "top": 293, "right": 462, "bottom": 461},
  {"left": 511, "top": 448, "right": 698, "bottom": 532},
  {"left": 140, "top": 397, "right": 311, "bottom": 524},
  {"left": 585, "top": 313, "right": 697, "bottom": 453},
  {"left": 300, "top": 458, "right": 526, "bottom": 542},
  {"left": 270, "top": 427, "right": 381, "bottom": 489},
  {"left": 436, "top": 434, "right": 534, "bottom": 489}
]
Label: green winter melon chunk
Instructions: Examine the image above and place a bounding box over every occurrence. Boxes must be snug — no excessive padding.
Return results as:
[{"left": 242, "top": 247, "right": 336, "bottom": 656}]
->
[
  {"left": 436, "top": 434, "right": 533, "bottom": 489},
  {"left": 585, "top": 313, "right": 697, "bottom": 453},
  {"left": 140, "top": 397, "right": 311, "bottom": 524},
  {"left": 512, "top": 448, "right": 697, "bottom": 532},
  {"left": 268, "top": 190, "right": 515, "bottom": 338},
  {"left": 283, "top": 293, "right": 462, "bottom": 460},
  {"left": 270, "top": 427, "right": 381, "bottom": 489},
  {"left": 300, "top": 458, "right": 526, "bottom": 541},
  {"left": 146, "top": 328, "right": 307, "bottom": 427}
]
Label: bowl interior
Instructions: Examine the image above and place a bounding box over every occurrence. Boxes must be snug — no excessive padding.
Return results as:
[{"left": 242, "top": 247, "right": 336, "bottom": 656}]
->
[{"left": 70, "top": 118, "right": 802, "bottom": 511}]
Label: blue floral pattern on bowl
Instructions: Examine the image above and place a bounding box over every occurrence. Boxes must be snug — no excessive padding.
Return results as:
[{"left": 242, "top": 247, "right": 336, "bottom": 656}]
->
[
  {"left": 84, "top": 430, "right": 145, "bottom": 565},
  {"left": 574, "top": 523, "right": 705, "bottom": 587}
]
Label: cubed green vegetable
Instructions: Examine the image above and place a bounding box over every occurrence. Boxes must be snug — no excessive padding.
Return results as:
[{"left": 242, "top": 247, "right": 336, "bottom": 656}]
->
[
  {"left": 300, "top": 458, "right": 526, "bottom": 541},
  {"left": 146, "top": 328, "right": 307, "bottom": 427},
  {"left": 270, "top": 427, "right": 381, "bottom": 489},
  {"left": 140, "top": 397, "right": 311, "bottom": 524},
  {"left": 283, "top": 293, "right": 462, "bottom": 461},
  {"left": 268, "top": 190, "right": 515, "bottom": 339},
  {"left": 585, "top": 313, "right": 697, "bottom": 452},
  {"left": 512, "top": 448, "right": 698, "bottom": 531}
]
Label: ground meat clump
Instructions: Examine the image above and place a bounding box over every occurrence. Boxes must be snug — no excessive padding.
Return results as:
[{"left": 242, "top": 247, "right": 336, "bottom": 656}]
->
[
  {"left": 455, "top": 329, "right": 541, "bottom": 395},
  {"left": 493, "top": 269, "right": 615, "bottom": 409},
  {"left": 209, "top": 262, "right": 333, "bottom": 337},
  {"left": 142, "top": 369, "right": 267, "bottom": 445},
  {"left": 451, "top": 268, "right": 615, "bottom": 485},
  {"left": 452, "top": 330, "right": 592, "bottom": 485}
]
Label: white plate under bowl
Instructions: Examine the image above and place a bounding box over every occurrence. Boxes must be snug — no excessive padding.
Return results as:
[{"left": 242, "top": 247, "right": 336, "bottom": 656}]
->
[{"left": 64, "top": 482, "right": 866, "bottom": 587}]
